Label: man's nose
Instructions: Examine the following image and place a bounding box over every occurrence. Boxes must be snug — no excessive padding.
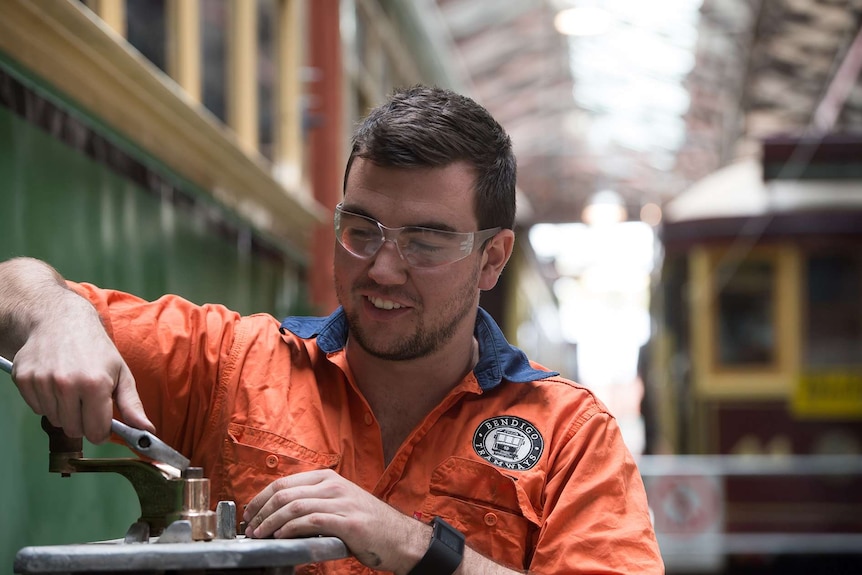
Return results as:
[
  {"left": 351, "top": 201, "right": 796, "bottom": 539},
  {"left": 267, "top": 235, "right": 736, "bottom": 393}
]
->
[{"left": 367, "top": 240, "right": 409, "bottom": 284}]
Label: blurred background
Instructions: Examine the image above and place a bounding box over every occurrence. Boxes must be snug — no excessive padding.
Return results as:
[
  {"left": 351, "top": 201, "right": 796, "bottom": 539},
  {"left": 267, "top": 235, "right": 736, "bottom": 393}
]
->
[{"left": 1, "top": 0, "right": 861, "bottom": 573}]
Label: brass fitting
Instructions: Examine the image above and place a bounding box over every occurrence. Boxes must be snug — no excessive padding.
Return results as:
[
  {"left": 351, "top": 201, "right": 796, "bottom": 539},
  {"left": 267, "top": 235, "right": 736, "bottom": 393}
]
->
[{"left": 181, "top": 467, "right": 217, "bottom": 541}]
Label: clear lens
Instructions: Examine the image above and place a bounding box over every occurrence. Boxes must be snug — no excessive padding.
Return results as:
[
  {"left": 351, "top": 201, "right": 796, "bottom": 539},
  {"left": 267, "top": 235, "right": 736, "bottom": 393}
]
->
[
  {"left": 334, "top": 204, "right": 500, "bottom": 268},
  {"left": 339, "top": 213, "right": 384, "bottom": 257}
]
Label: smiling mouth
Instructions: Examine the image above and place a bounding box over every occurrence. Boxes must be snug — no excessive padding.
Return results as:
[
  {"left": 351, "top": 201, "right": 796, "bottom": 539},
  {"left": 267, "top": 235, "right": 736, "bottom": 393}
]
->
[{"left": 366, "top": 296, "right": 405, "bottom": 310}]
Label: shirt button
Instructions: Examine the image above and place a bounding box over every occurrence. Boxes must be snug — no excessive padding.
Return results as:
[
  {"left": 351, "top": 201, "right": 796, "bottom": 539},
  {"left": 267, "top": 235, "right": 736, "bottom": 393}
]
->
[
  {"left": 364, "top": 412, "right": 373, "bottom": 425},
  {"left": 484, "top": 513, "right": 497, "bottom": 526},
  {"left": 265, "top": 454, "right": 279, "bottom": 468}
]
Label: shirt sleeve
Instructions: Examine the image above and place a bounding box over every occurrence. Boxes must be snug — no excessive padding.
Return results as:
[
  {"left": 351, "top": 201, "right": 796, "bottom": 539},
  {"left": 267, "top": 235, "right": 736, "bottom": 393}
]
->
[
  {"left": 530, "top": 409, "right": 664, "bottom": 574},
  {"left": 68, "top": 281, "right": 242, "bottom": 459}
]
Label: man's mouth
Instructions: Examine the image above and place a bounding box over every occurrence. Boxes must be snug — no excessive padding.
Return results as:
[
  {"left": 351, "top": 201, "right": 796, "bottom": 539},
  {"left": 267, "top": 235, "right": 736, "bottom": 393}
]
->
[{"left": 366, "top": 296, "right": 404, "bottom": 310}]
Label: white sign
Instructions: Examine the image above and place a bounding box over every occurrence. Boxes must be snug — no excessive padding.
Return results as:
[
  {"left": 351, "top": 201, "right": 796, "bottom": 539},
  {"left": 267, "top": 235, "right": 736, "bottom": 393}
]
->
[{"left": 644, "top": 474, "right": 725, "bottom": 573}]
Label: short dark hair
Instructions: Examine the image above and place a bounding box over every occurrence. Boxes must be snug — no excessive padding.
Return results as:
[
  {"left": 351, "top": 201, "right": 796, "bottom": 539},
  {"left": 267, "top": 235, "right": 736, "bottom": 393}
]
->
[{"left": 344, "top": 85, "right": 517, "bottom": 230}]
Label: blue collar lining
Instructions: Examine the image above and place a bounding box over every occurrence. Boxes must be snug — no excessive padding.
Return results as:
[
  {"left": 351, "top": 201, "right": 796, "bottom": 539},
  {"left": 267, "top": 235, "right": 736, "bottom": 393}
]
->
[{"left": 279, "top": 307, "right": 557, "bottom": 390}]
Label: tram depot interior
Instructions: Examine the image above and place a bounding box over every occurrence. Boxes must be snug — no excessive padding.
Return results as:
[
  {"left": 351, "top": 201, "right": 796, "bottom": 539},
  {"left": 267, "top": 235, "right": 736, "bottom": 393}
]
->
[{"left": 1, "top": 1, "right": 861, "bottom": 573}]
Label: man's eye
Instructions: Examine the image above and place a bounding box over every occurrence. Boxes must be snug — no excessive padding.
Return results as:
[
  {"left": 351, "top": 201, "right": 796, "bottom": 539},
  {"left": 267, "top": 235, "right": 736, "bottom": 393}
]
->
[
  {"left": 403, "top": 230, "right": 456, "bottom": 252},
  {"left": 406, "top": 240, "right": 445, "bottom": 253},
  {"left": 346, "top": 227, "right": 378, "bottom": 241}
]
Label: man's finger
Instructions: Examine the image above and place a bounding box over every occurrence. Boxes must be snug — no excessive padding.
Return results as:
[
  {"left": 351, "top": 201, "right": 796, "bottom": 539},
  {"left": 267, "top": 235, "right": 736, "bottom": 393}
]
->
[
  {"left": 81, "top": 382, "right": 115, "bottom": 444},
  {"left": 56, "top": 389, "right": 85, "bottom": 439},
  {"left": 113, "top": 364, "right": 154, "bottom": 433},
  {"left": 13, "top": 372, "right": 46, "bottom": 421},
  {"left": 257, "top": 497, "right": 344, "bottom": 539},
  {"left": 244, "top": 478, "right": 286, "bottom": 523},
  {"left": 32, "top": 376, "right": 62, "bottom": 428},
  {"left": 244, "top": 470, "right": 331, "bottom": 522}
]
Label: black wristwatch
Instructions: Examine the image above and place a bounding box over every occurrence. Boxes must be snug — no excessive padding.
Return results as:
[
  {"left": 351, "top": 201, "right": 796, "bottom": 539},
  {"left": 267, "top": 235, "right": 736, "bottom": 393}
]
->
[{"left": 407, "top": 517, "right": 465, "bottom": 575}]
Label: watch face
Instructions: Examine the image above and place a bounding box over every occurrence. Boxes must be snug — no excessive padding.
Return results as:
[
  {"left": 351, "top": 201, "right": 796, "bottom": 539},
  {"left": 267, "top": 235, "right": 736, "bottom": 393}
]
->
[
  {"left": 433, "top": 518, "right": 465, "bottom": 553},
  {"left": 438, "top": 527, "right": 464, "bottom": 551}
]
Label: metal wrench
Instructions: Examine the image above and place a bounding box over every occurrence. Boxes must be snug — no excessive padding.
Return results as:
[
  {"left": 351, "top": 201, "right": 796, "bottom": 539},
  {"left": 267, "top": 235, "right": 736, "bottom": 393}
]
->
[{"left": 1, "top": 354, "right": 190, "bottom": 470}]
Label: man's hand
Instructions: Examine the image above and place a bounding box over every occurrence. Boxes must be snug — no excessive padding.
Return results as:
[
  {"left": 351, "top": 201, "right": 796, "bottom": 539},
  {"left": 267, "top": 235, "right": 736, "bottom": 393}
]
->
[
  {"left": 12, "top": 322, "right": 152, "bottom": 443},
  {"left": 1, "top": 257, "right": 153, "bottom": 443},
  {"left": 243, "top": 469, "right": 429, "bottom": 573}
]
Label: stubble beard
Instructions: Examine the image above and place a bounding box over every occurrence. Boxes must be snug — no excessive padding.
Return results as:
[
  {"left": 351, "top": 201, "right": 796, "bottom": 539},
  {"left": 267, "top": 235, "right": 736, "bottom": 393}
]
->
[{"left": 336, "top": 262, "right": 481, "bottom": 361}]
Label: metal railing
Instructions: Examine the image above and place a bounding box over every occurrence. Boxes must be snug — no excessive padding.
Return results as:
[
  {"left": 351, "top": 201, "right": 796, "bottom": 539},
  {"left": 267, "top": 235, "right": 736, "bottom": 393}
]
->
[{"left": 637, "top": 454, "right": 862, "bottom": 573}]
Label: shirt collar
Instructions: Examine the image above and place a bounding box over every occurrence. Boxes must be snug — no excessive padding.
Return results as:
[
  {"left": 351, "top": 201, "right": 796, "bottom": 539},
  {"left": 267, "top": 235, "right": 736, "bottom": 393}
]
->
[{"left": 279, "top": 307, "right": 557, "bottom": 390}]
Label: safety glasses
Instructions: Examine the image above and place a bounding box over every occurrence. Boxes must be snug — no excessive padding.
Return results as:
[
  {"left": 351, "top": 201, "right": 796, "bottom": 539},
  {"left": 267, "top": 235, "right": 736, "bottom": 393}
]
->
[{"left": 334, "top": 203, "right": 501, "bottom": 268}]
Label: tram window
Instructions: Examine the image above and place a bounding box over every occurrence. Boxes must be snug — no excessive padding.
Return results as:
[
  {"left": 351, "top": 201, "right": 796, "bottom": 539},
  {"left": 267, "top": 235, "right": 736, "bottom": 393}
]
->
[
  {"left": 126, "top": 0, "right": 167, "bottom": 73},
  {"left": 715, "top": 260, "right": 775, "bottom": 366},
  {"left": 258, "top": 0, "right": 275, "bottom": 161},
  {"left": 805, "top": 254, "right": 862, "bottom": 366},
  {"left": 202, "top": 0, "right": 228, "bottom": 124}
]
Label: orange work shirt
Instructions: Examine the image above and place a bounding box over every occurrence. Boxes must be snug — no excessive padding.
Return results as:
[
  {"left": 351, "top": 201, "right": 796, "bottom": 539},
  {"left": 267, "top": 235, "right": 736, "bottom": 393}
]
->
[{"left": 71, "top": 282, "right": 663, "bottom": 574}]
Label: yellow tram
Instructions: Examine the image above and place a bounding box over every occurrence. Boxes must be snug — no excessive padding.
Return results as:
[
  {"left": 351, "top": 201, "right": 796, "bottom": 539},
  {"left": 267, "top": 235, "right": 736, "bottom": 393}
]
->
[{"left": 646, "top": 134, "right": 862, "bottom": 570}]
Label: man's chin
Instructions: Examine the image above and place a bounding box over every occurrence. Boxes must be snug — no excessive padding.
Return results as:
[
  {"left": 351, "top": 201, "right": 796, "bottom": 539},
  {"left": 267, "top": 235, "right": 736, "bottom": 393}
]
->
[{"left": 353, "top": 334, "right": 431, "bottom": 362}]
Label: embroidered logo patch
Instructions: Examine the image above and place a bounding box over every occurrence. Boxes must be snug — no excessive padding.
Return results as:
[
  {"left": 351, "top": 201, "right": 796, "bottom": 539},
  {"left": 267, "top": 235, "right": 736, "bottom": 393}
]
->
[{"left": 472, "top": 415, "right": 544, "bottom": 471}]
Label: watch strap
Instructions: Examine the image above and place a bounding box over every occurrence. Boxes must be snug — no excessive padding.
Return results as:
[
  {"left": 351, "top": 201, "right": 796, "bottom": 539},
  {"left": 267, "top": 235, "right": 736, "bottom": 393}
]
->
[{"left": 407, "top": 517, "right": 465, "bottom": 575}]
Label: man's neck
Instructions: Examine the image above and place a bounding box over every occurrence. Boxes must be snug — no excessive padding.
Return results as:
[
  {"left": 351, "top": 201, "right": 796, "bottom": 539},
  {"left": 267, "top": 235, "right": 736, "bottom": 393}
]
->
[
  {"left": 347, "top": 329, "right": 478, "bottom": 397},
  {"left": 346, "top": 330, "right": 480, "bottom": 465}
]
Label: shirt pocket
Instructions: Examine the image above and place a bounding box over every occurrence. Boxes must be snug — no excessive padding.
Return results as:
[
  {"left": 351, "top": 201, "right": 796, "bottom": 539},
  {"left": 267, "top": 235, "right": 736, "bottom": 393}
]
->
[
  {"left": 222, "top": 423, "right": 341, "bottom": 505},
  {"left": 419, "top": 456, "right": 541, "bottom": 570}
]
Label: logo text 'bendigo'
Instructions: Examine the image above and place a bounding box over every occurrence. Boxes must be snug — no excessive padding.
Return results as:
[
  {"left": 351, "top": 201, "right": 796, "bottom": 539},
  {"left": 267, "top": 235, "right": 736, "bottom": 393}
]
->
[{"left": 472, "top": 416, "right": 544, "bottom": 470}]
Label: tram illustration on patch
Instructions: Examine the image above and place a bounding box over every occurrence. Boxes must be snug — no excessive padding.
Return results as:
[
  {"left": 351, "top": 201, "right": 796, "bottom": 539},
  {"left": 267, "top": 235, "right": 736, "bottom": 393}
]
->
[{"left": 473, "top": 416, "right": 544, "bottom": 470}]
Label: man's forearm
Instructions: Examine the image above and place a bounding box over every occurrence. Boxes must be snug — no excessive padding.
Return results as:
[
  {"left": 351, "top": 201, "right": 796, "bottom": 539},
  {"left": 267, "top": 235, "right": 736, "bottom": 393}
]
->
[
  {"left": 0, "top": 257, "right": 75, "bottom": 358},
  {"left": 456, "top": 547, "right": 525, "bottom": 575}
]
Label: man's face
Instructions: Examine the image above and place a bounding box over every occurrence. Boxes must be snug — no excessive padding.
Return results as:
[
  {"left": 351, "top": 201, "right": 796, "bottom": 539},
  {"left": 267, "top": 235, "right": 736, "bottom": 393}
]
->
[{"left": 334, "top": 159, "right": 488, "bottom": 361}]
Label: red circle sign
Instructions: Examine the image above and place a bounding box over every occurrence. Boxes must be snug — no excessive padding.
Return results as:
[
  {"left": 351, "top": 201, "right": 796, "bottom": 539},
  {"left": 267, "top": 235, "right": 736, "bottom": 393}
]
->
[{"left": 651, "top": 475, "right": 721, "bottom": 535}]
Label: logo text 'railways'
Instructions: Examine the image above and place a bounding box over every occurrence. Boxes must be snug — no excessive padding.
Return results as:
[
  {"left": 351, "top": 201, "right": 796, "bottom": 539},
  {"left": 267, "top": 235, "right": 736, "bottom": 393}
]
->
[{"left": 473, "top": 416, "right": 544, "bottom": 470}]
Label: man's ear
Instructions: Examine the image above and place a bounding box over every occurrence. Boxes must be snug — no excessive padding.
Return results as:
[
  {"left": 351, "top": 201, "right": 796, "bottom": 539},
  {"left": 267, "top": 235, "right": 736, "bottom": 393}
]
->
[{"left": 478, "top": 229, "right": 515, "bottom": 291}]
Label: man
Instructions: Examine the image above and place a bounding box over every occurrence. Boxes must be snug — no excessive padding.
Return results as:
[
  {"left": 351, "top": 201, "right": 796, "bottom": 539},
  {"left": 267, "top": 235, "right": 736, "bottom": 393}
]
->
[{"left": 0, "top": 86, "right": 663, "bottom": 574}]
